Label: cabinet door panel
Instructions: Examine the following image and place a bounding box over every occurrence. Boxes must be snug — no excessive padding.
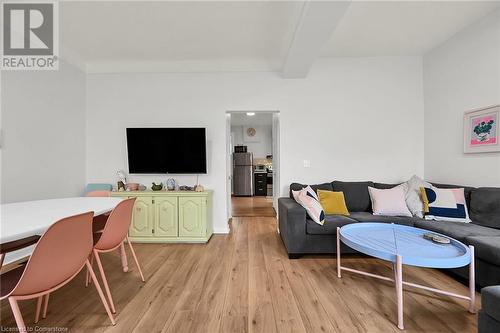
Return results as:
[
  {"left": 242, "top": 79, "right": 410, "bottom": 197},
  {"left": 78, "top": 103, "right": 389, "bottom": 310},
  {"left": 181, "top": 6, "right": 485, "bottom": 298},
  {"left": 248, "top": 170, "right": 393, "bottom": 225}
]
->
[
  {"left": 179, "top": 197, "right": 204, "bottom": 237},
  {"left": 155, "top": 197, "right": 178, "bottom": 237},
  {"left": 130, "top": 197, "right": 153, "bottom": 237}
]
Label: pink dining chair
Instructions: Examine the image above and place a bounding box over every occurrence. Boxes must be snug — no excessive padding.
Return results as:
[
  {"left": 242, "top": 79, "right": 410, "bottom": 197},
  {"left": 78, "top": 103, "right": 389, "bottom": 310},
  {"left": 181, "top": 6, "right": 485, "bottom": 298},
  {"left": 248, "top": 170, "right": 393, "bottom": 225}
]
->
[
  {"left": 85, "top": 190, "right": 129, "bottom": 272},
  {"left": 86, "top": 197, "right": 145, "bottom": 314},
  {"left": 0, "top": 212, "right": 115, "bottom": 331}
]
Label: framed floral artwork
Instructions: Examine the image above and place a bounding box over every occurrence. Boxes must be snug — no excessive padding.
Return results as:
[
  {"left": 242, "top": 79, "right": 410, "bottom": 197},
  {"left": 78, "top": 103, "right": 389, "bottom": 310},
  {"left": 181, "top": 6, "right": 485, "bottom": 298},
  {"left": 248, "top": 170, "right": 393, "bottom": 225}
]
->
[{"left": 464, "top": 105, "right": 500, "bottom": 153}]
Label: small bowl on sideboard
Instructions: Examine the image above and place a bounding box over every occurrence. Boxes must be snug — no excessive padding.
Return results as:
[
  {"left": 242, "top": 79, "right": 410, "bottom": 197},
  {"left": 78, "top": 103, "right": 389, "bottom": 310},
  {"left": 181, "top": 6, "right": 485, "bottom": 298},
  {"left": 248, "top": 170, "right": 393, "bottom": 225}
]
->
[{"left": 126, "top": 183, "right": 140, "bottom": 191}]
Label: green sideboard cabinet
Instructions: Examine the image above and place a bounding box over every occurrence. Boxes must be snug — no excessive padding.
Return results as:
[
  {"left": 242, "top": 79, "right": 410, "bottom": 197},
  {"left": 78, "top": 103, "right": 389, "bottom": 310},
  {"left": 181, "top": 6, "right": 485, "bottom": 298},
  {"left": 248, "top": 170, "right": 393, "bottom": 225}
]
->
[{"left": 111, "top": 190, "right": 212, "bottom": 243}]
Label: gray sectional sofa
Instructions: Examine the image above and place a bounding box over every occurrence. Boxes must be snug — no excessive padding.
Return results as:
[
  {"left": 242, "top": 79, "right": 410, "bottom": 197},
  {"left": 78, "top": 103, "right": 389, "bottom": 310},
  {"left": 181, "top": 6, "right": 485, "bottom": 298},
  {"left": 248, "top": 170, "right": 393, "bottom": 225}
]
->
[
  {"left": 278, "top": 180, "right": 500, "bottom": 287},
  {"left": 479, "top": 286, "right": 500, "bottom": 333}
]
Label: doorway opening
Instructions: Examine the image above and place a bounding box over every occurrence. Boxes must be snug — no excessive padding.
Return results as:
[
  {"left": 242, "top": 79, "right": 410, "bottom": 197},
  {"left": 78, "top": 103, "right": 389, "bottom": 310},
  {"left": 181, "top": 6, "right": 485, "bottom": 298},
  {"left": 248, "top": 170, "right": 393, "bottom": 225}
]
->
[{"left": 225, "top": 111, "right": 280, "bottom": 218}]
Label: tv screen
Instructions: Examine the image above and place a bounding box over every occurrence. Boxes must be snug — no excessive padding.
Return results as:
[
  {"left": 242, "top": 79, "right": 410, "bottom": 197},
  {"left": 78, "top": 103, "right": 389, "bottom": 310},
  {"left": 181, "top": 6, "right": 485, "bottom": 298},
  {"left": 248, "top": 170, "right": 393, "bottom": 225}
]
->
[{"left": 126, "top": 128, "right": 207, "bottom": 174}]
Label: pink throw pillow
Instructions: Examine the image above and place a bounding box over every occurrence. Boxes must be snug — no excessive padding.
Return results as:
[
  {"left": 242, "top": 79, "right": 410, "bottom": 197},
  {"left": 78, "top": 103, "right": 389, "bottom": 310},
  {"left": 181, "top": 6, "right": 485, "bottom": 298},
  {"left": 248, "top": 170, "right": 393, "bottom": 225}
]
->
[{"left": 368, "top": 186, "right": 412, "bottom": 217}]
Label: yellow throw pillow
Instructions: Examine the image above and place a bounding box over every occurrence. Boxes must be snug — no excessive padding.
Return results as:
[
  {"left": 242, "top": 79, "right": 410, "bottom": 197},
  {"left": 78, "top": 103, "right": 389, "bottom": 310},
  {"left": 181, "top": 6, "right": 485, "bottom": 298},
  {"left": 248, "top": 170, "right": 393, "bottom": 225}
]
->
[{"left": 317, "top": 190, "right": 350, "bottom": 215}]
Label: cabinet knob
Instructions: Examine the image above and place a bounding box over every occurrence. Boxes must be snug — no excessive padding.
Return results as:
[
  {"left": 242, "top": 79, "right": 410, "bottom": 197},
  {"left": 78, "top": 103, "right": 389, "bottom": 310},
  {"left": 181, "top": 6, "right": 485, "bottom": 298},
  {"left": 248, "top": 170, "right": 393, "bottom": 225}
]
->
[{"left": 137, "top": 207, "right": 142, "bottom": 212}]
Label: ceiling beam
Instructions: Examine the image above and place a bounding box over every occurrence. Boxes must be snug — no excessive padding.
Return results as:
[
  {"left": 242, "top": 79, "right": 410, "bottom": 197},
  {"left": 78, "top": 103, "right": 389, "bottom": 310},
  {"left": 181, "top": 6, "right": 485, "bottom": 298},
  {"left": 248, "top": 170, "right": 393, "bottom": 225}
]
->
[{"left": 282, "top": 1, "right": 351, "bottom": 78}]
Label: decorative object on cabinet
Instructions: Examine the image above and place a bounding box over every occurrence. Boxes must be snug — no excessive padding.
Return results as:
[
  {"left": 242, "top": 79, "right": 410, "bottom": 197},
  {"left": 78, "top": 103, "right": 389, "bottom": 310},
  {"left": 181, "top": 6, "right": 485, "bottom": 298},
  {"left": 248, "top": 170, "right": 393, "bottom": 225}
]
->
[
  {"left": 117, "top": 181, "right": 126, "bottom": 191},
  {"left": 194, "top": 175, "right": 204, "bottom": 192},
  {"left": 117, "top": 169, "right": 127, "bottom": 183},
  {"left": 166, "top": 178, "right": 177, "bottom": 191},
  {"left": 111, "top": 190, "right": 213, "bottom": 243},
  {"left": 464, "top": 105, "right": 499, "bottom": 153},
  {"left": 151, "top": 182, "right": 163, "bottom": 191},
  {"left": 126, "top": 183, "right": 140, "bottom": 191},
  {"left": 179, "top": 185, "right": 194, "bottom": 191}
]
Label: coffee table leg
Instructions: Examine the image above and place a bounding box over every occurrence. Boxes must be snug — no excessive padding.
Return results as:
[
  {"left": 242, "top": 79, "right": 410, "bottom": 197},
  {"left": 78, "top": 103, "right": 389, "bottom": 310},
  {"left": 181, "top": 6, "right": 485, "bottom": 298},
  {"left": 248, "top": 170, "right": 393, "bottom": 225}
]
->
[
  {"left": 395, "top": 254, "right": 404, "bottom": 330},
  {"left": 469, "top": 245, "right": 475, "bottom": 313},
  {"left": 336, "top": 227, "right": 341, "bottom": 278}
]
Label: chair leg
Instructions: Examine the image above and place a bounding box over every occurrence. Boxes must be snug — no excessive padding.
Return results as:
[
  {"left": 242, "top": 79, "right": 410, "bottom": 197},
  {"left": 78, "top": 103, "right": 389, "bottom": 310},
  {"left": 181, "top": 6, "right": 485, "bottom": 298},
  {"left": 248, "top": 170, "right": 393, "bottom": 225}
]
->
[
  {"left": 85, "top": 260, "right": 116, "bottom": 326},
  {"left": 120, "top": 242, "right": 129, "bottom": 273},
  {"left": 35, "top": 296, "right": 43, "bottom": 323},
  {"left": 126, "top": 236, "right": 145, "bottom": 282},
  {"left": 8, "top": 297, "right": 26, "bottom": 332},
  {"left": 86, "top": 253, "right": 94, "bottom": 287},
  {"left": 42, "top": 294, "right": 50, "bottom": 319},
  {"left": 93, "top": 250, "right": 116, "bottom": 313}
]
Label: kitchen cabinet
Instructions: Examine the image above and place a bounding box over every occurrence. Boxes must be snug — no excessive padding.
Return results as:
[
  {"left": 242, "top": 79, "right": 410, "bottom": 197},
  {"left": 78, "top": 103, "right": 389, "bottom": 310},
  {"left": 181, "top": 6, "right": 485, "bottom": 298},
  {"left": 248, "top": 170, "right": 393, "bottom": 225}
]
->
[{"left": 254, "top": 172, "right": 267, "bottom": 196}]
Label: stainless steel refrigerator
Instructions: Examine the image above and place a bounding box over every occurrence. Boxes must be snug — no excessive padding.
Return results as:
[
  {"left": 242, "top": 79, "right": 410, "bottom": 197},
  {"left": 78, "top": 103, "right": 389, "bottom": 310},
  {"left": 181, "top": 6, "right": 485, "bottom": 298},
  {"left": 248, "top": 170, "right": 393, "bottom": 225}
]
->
[{"left": 233, "top": 152, "right": 253, "bottom": 196}]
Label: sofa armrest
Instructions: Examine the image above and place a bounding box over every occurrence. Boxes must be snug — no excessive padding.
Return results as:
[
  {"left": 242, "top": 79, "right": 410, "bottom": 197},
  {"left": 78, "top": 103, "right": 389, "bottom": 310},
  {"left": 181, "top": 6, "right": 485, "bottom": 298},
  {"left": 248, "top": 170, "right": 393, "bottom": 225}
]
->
[{"left": 278, "top": 197, "right": 307, "bottom": 254}]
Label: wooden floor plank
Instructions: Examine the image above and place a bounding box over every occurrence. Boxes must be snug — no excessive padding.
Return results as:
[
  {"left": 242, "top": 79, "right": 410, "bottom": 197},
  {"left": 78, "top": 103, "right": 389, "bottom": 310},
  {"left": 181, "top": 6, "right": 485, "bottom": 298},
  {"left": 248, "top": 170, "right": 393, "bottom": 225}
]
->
[
  {"left": 219, "top": 217, "right": 249, "bottom": 333},
  {"left": 258, "top": 219, "right": 308, "bottom": 333},
  {"left": 248, "top": 218, "right": 278, "bottom": 333}
]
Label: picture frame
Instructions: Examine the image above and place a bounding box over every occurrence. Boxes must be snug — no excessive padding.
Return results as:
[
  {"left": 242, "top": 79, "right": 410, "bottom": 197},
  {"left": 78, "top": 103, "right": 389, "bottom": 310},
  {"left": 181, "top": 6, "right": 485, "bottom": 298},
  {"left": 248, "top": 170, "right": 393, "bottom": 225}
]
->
[{"left": 463, "top": 105, "right": 500, "bottom": 153}]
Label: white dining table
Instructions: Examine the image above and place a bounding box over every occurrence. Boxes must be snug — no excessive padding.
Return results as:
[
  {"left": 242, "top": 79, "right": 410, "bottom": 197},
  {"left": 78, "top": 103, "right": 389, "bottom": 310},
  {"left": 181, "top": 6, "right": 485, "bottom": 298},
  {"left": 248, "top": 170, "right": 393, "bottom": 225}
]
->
[{"left": 0, "top": 197, "right": 123, "bottom": 264}]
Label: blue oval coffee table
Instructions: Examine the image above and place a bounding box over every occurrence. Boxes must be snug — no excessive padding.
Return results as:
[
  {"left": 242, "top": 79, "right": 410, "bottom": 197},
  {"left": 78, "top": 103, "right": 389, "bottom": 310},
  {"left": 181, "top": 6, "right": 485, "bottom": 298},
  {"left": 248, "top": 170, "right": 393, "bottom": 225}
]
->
[{"left": 337, "top": 223, "right": 475, "bottom": 330}]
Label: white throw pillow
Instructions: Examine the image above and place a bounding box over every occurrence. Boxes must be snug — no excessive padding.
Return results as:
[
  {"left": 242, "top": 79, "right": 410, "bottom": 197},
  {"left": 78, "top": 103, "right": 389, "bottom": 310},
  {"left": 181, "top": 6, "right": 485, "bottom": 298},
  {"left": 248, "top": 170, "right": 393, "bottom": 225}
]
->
[
  {"left": 368, "top": 185, "right": 412, "bottom": 217},
  {"left": 293, "top": 188, "right": 325, "bottom": 225},
  {"left": 404, "top": 175, "right": 430, "bottom": 218}
]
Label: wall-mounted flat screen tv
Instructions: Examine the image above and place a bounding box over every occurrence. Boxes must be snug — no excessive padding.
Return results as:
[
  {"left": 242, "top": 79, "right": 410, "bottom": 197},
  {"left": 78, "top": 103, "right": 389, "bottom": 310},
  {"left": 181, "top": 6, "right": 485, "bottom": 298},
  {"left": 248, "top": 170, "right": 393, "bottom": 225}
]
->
[{"left": 126, "top": 128, "right": 207, "bottom": 174}]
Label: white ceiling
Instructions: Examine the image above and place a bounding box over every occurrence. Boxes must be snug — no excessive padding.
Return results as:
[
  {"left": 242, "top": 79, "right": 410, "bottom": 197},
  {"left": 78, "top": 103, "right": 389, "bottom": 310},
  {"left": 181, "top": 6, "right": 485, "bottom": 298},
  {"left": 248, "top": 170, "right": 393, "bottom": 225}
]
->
[
  {"left": 61, "top": 1, "right": 303, "bottom": 72},
  {"left": 230, "top": 113, "right": 273, "bottom": 127},
  {"left": 322, "top": 1, "right": 500, "bottom": 57},
  {"left": 60, "top": 1, "right": 500, "bottom": 74}
]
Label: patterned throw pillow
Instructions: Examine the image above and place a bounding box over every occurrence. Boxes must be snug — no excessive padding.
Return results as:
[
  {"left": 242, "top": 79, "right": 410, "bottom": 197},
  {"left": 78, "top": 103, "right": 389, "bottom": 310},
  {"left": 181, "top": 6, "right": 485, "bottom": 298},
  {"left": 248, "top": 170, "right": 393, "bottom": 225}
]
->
[
  {"left": 420, "top": 186, "right": 471, "bottom": 222},
  {"left": 292, "top": 187, "right": 325, "bottom": 225}
]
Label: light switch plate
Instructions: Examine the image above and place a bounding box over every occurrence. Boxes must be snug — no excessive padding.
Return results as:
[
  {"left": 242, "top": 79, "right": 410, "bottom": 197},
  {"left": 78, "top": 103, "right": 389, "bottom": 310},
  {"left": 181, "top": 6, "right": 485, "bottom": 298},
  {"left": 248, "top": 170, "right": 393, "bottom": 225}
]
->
[{"left": 303, "top": 160, "right": 311, "bottom": 168}]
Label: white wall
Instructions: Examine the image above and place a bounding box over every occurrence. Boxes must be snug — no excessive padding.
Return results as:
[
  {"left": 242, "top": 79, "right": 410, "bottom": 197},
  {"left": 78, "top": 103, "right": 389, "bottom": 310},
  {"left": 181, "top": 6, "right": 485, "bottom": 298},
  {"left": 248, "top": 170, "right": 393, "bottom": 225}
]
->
[
  {"left": 231, "top": 125, "right": 272, "bottom": 159},
  {"left": 86, "top": 57, "right": 424, "bottom": 232},
  {"left": 424, "top": 9, "right": 500, "bottom": 187},
  {"left": 1, "top": 60, "right": 87, "bottom": 203}
]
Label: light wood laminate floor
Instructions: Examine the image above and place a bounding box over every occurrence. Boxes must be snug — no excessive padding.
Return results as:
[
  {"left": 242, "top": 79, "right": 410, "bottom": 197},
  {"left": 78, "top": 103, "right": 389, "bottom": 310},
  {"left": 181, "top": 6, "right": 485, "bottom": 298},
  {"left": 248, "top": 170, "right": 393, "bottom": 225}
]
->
[
  {"left": 231, "top": 196, "right": 276, "bottom": 217},
  {"left": 0, "top": 216, "right": 479, "bottom": 332}
]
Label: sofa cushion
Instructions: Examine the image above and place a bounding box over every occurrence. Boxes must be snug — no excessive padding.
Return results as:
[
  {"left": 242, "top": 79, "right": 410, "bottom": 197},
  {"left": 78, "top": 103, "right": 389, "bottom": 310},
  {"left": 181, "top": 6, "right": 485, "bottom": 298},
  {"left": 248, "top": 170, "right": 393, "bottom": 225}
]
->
[
  {"left": 469, "top": 188, "right": 500, "bottom": 229},
  {"left": 348, "top": 212, "right": 418, "bottom": 226},
  {"left": 465, "top": 236, "right": 500, "bottom": 267},
  {"left": 414, "top": 220, "right": 500, "bottom": 243},
  {"left": 481, "top": 286, "right": 500, "bottom": 323},
  {"left": 374, "top": 182, "right": 401, "bottom": 189},
  {"left": 306, "top": 215, "right": 358, "bottom": 235},
  {"left": 332, "top": 181, "right": 374, "bottom": 212},
  {"left": 289, "top": 182, "right": 333, "bottom": 198}
]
